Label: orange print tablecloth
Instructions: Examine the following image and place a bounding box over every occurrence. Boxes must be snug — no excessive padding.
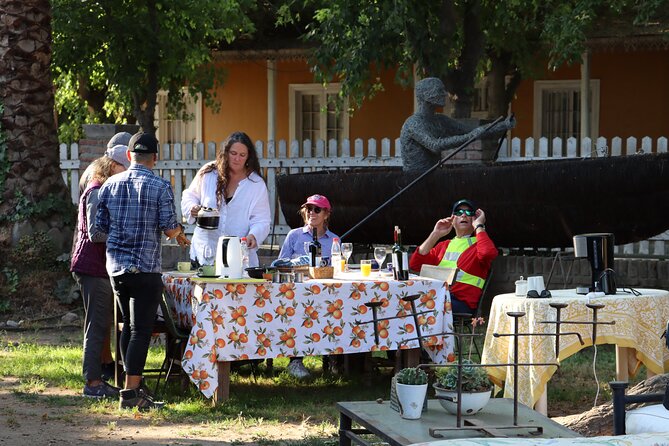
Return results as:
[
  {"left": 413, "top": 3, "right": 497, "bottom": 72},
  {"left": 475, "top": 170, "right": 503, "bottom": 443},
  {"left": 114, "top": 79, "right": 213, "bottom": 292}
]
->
[{"left": 162, "top": 272, "right": 455, "bottom": 399}]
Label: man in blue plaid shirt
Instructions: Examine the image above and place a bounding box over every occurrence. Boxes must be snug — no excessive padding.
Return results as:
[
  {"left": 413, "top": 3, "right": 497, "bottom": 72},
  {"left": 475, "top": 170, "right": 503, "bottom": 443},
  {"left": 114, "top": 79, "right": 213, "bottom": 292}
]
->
[{"left": 96, "top": 132, "right": 189, "bottom": 411}]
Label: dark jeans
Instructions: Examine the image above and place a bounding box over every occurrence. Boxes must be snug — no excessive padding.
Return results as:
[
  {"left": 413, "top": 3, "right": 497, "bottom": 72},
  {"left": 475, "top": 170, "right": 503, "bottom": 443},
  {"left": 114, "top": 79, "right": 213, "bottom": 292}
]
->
[
  {"left": 450, "top": 293, "right": 475, "bottom": 315},
  {"left": 73, "top": 272, "right": 113, "bottom": 381},
  {"left": 111, "top": 272, "right": 163, "bottom": 376}
]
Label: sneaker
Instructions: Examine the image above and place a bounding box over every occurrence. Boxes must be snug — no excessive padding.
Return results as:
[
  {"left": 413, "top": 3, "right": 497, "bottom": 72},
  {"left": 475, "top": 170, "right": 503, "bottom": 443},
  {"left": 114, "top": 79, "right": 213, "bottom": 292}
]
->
[
  {"left": 287, "top": 359, "right": 311, "bottom": 379},
  {"left": 101, "top": 362, "right": 116, "bottom": 382},
  {"left": 119, "top": 387, "right": 165, "bottom": 411},
  {"left": 83, "top": 381, "right": 121, "bottom": 398}
]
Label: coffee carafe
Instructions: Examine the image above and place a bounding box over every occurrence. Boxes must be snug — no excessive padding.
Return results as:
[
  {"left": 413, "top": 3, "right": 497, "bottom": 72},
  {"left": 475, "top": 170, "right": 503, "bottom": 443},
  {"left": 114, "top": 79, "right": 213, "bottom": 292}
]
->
[
  {"left": 573, "top": 233, "right": 616, "bottom": 294},
  {"left": 216, "top": 235, "right": 243, "bottom": 279},
  {"left": 196, "top": 207, "right": 220, "bottom": 230}
]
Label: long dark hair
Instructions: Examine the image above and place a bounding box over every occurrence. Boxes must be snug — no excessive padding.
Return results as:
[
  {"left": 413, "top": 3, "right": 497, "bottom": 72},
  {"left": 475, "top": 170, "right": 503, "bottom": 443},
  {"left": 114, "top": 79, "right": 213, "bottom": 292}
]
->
[{"left": 203, "top": 131, "right": 262, "bottom": 205}]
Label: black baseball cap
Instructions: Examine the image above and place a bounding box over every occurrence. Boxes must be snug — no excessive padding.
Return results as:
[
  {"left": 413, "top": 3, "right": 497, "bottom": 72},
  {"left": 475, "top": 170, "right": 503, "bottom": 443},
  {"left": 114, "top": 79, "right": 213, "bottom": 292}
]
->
[
  {"left": 452, "top": 199, "right": 476, "bottom": 214},
  {"left": 128, "top": 132, "right": 158, "bottom": 153}
]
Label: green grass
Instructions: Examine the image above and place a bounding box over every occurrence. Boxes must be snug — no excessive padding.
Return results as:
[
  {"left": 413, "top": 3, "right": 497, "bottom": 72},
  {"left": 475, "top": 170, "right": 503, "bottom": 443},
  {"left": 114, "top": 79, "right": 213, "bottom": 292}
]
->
[
  {"left": 0, "top": 334, "right": 390, "bottom": 437},
  {"left": 0, "top": 341, "right": 84, "bottom": 390},
  {"left": 548, "top": 344, "right": 645, "bottom": 415},
  {"left": 0, "top": 332, "right": 647, "bottom": 428}
]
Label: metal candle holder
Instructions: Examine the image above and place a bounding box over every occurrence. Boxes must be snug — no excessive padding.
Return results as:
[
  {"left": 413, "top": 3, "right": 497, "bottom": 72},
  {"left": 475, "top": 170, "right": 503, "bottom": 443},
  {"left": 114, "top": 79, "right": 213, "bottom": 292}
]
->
[
  {"left": 357, "top": 293, "right": 615, "bottom": 438},
  {"left": 538, "top": 302, "right": 615, "bottom": 353}
]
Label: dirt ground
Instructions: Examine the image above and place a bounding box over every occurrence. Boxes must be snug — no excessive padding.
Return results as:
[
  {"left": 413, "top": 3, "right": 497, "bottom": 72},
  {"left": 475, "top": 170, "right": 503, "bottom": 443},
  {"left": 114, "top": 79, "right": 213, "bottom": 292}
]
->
[{"left": 0, "top": 326, "right": 323, "bottom": 446}]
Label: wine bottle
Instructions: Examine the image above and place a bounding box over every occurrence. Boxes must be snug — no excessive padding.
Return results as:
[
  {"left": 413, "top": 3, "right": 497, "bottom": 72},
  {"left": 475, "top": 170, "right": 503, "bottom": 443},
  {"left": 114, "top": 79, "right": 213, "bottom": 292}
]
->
[
  {"left": 392, "top": 226, "right": 409, "bottom": 280},
  {"left": 310, "top": 228, "right": 322, "bottom": 267}
]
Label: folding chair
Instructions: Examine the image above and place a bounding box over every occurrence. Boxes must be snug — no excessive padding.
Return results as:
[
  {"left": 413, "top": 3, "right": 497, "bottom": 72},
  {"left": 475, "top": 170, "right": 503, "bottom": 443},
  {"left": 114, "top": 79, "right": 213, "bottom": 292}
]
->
[
  {"left": 450, "top": 268, "right": 494, "bottom": 360},
  {"left": 113, "top": 292, "right": 186, "bottom": 393},
  {"left": 153, "top": 291, "right": 190, "bottom": 395}
]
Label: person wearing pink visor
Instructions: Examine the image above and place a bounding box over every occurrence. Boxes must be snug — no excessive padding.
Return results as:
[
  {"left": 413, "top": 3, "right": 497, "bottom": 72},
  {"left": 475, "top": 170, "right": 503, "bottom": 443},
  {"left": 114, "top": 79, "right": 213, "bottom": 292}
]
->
[
  {"left": 278, "top": 194, "right": 340, "bottom": 378},
  {"left": 278, "top": 194, "right": 339, "bottom": 260}
]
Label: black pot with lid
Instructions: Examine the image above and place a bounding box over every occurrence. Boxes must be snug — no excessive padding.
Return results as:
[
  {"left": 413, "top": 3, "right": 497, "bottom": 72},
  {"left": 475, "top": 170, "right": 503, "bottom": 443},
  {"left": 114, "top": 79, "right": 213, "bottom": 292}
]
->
[{"left": 196, "top": 207, "right": 220, "bottom": 230}]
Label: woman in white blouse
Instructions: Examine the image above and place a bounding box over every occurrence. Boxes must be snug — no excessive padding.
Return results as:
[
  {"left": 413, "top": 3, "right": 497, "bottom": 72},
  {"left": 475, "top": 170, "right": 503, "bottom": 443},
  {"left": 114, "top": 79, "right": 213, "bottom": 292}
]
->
[{"left": 181, "top": 131, "right": 271, "bottom": 267}]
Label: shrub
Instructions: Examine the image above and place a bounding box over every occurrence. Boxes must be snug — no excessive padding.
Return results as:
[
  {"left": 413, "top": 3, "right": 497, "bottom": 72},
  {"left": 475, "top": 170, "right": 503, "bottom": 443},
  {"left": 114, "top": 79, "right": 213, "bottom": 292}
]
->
[{"left": 12, "top": 231, "right": 59, "bottom": 271}]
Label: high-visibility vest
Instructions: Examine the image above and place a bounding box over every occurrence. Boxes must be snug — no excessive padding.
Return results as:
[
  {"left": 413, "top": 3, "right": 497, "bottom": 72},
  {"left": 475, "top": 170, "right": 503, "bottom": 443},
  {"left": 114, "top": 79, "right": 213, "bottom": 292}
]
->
[{"left": 437, "top": 237, "right": 486, "bottom": 289}]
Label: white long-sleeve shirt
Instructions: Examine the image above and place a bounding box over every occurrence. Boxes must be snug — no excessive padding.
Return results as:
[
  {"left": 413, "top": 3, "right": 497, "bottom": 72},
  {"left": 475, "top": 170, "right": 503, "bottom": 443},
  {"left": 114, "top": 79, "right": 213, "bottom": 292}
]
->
[{"left": 181, "top": 164, "right": 271, "bottom": 266}]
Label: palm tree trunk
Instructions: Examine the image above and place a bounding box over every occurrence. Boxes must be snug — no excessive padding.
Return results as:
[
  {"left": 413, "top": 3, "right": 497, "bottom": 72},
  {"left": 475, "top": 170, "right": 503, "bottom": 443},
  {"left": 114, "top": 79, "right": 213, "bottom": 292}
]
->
[{"left": 0, "top": 0, "right": 73, "bottom": 250}]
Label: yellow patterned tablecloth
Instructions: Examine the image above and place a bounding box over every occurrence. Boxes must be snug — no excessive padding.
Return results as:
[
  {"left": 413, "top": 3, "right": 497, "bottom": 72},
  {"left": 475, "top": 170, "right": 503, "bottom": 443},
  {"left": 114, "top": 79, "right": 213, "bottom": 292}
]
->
[
  {"left": 162, "top": 272, "right": 455, "bottom": 399},
  {"left": 481, "top": 288, "right": 669, "bottom": 407}
]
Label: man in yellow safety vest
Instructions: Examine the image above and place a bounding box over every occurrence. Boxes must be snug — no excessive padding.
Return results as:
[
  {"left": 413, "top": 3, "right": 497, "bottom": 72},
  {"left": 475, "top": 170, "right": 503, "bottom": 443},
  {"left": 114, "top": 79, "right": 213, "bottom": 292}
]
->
[{"left": 409, "top": 199, "right": 497, "bottom": 314}]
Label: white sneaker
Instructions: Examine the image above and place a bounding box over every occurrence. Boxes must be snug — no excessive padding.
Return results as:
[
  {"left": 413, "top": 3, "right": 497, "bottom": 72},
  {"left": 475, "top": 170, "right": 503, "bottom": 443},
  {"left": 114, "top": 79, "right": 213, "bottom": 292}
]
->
[{"left": 287, "top": 360, "right": 311, "bottom": 379}]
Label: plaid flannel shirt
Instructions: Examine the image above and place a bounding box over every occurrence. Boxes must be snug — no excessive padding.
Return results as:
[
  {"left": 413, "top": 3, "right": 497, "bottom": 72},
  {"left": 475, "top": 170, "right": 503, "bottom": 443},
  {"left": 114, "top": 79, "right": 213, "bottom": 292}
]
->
[{"left": 96, "top": 164, "right": 180, "bottom": 276}]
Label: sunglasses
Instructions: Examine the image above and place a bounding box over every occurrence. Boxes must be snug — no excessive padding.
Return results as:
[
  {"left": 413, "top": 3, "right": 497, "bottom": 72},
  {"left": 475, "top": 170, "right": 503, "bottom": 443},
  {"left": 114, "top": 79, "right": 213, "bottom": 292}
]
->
[
  {"left": 305, "top": 205, "right": 322, "bottom": 214},
  {"left": 527, "top": 289, "right": 552, "bottom": 299},
  {"left": 453, "top": 209, "right": 475, "bottom": 217}
]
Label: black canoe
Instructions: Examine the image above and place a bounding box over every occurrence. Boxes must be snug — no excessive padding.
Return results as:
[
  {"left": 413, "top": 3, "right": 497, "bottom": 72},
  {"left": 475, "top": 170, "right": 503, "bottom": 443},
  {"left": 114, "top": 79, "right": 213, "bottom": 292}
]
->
[{"left": 276, "top": 152, "right": 669, "bottom": 248}]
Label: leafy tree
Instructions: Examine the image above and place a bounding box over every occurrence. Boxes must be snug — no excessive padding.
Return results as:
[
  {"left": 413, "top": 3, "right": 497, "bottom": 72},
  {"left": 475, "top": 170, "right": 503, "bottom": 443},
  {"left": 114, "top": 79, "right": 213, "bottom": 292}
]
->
[
  {"left": 292, "top": 0, "right": 667, "bottom": 120},
  {"left": 52, "top": 0, "right": 258, "bottom": 135},
  {"left": 541, "top": 0, "right": 669, "bottom": 67},
  {"left": 299, "top": 0, "right": 498, "bottom": 118}
]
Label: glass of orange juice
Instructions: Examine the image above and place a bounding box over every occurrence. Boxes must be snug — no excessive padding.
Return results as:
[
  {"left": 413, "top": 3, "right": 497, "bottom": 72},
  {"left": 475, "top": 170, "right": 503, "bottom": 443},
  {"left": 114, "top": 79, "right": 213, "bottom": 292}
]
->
[{"left": 360, "top": 259, "right": 372, "bottom": 277}]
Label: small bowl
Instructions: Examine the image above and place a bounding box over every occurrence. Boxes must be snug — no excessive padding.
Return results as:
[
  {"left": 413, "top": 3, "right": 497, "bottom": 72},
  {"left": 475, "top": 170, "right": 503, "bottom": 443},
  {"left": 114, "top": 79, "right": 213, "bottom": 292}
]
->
[{"left": 245, "top": 267, "right": 268, "bottom": 279}]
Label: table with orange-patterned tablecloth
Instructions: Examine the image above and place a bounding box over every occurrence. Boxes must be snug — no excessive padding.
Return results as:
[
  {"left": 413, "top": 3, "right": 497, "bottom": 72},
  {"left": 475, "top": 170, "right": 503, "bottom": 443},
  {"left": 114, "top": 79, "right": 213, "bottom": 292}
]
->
[{"left": 162, "top": 272, "right": 455, "bottom": 402}]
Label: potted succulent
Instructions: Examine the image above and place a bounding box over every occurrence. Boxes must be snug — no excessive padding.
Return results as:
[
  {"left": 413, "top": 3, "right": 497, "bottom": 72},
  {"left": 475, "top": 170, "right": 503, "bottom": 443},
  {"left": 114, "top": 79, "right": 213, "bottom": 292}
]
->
[
  {"left": 394, "top": 367, "right": 428, "bottom": 419},
  {"left": 434, "top": 359, "right": 493, "bottom": 415}
]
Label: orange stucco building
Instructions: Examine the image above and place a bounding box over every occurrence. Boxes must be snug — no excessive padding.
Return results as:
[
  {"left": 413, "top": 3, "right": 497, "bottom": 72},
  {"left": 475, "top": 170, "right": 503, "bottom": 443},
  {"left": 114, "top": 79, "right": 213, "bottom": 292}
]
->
[
  {"left": 191, "top": 44, "right": 668, "bottom": 148},
  {"left": 202, "top": 58, "right": 414, "bottom": 145}
]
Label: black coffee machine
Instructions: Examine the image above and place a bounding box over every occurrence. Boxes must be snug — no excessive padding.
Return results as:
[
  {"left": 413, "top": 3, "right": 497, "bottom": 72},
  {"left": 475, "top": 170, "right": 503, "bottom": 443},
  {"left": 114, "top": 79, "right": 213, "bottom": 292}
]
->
[{"left": 573, "top": 233, "right": 617, "bottom": 294}]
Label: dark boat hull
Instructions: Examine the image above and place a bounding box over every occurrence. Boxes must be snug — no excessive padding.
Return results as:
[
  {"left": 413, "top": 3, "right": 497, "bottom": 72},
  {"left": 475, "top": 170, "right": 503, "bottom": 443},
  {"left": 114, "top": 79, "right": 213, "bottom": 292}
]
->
[{"left": 276, "top": 153, "right": 669, "bottom": 248}]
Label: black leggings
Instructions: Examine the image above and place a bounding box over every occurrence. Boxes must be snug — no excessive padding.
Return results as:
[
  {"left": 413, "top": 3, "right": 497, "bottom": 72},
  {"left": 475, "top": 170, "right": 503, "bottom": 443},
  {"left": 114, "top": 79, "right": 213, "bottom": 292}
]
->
[{"left": 111, "top": 273, "right": 163, "bottom": 376}]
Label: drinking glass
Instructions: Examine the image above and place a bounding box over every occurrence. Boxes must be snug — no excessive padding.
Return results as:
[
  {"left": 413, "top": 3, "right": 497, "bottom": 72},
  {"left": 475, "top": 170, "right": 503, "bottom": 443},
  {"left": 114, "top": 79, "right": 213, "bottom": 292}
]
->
[
  {"left": 341, "top": 243, "right": 353, "bottom": 271},
  {"left": 374, "top": 247, "right": 387, "bottom": 277},
  {"left": 360, "top": 260, "right": 372, "bottom": 278},
  {"left": 303, "top": 241, "right": 311, "bottom": 256},
  {"left": 203, "top": 245, "right": 214, "bottom": 266}
]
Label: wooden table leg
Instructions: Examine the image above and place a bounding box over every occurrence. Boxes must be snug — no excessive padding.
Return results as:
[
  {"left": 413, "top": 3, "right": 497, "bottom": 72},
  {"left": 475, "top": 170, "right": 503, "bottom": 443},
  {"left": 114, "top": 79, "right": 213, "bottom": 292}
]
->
[
  {"left": 339, "top": 410, "right": 353, "bottom": 446},
  {"left": 534, "top": 385, "right": 548, "bottom": 416},
  {"left": 403, "top": 348, "right": 421, "bottom": 368},
  {"left": 615, "top": 346, "right": 630, "bottom": 382},
  {"left": 213, "top": 361, "right": 230, "bottom": 406}
]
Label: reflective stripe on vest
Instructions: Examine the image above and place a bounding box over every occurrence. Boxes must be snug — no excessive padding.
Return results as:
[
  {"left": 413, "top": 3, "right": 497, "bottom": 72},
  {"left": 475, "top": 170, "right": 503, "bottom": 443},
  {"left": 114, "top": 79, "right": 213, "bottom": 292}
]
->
[{"left": 438, "top": 236, "right": 485, "bottom": 289}]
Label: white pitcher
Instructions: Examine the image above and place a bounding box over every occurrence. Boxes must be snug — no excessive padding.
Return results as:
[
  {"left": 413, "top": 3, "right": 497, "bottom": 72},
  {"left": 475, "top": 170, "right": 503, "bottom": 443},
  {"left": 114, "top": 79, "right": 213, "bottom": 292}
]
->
[{"left": 216, "top": 236, "right": 243, "bottom": 279}]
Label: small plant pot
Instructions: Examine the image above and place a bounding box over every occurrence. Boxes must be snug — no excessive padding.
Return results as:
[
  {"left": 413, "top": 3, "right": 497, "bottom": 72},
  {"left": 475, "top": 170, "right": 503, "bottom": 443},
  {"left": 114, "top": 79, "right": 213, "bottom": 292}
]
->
[
  {"left": 395, "top": 383, "right": 428, "bottom": 419},
  {"left": 433, "top": 384, "right": 491, "bottom": 415}
]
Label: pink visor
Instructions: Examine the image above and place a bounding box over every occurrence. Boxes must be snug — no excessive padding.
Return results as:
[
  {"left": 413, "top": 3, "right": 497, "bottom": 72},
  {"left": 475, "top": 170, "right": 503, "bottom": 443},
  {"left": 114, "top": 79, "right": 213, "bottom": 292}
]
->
[{"left": 302, "top": 194, "right": 331, "bottom": 210}]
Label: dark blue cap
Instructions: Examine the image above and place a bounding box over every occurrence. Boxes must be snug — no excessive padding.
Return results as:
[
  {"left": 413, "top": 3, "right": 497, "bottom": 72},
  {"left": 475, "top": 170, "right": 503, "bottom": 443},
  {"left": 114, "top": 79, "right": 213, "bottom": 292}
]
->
[{"left": 452, "top": 199, "right": 476, "bottom": 214}]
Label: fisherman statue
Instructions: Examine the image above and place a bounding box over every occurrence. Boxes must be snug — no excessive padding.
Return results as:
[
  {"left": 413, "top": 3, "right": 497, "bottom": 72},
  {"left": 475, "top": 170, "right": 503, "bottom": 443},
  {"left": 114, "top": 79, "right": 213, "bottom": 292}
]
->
[{"left": 400, "top": 77, "right": 515, "bottom": 172}]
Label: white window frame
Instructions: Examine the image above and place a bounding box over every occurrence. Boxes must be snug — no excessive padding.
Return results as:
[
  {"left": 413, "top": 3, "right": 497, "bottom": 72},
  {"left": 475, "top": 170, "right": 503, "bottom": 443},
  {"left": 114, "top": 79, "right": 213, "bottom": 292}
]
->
[
  {"left": 288, "top": 83, "right": 349, "bottom": 144},
  {"left": 154, "top": 89, "right": 203, "bottom": 144},
  {"left": 532, "top": 80, "right": 600, "bottom": 141}
]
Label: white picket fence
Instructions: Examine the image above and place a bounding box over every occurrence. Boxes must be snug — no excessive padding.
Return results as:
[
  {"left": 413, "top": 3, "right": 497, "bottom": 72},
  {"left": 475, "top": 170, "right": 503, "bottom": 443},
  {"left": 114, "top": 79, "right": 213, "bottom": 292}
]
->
[{"left": 59, "top": 135, "right": 669, "bottom": 256}]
